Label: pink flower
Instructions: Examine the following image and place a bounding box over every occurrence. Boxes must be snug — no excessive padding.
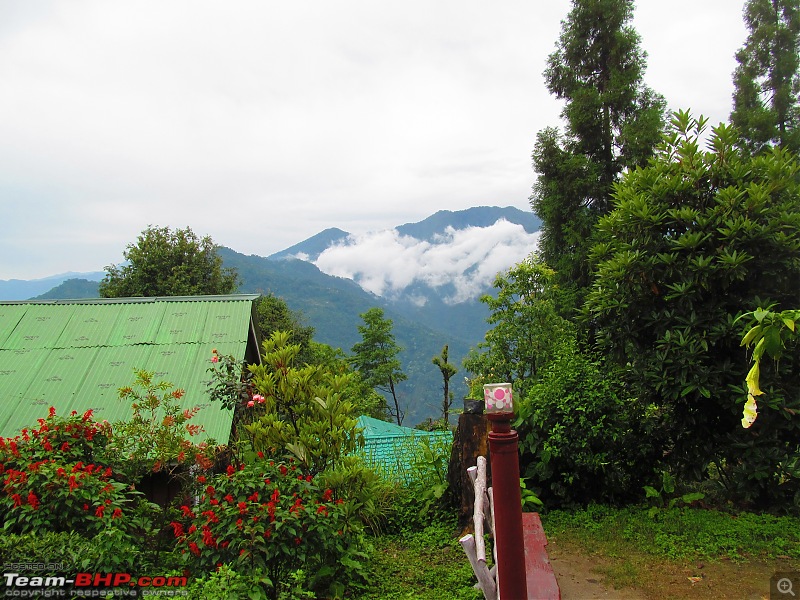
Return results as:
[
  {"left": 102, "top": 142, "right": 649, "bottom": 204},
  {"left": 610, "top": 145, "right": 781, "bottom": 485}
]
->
[
  {"left": 211, "top": 355, "right": 219, "bottom": 363},
  {"left": 253, "top": 394, "right": 265, "bottom": 404},
  {"left": 247, "top": 400, "right": 254, "bottom": 407}
]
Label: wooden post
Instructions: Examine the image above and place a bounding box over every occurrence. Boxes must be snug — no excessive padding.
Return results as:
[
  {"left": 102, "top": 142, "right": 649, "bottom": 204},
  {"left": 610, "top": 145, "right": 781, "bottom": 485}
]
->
[{"left": 487, "top": 414, "right": 527, "bottom": 600}]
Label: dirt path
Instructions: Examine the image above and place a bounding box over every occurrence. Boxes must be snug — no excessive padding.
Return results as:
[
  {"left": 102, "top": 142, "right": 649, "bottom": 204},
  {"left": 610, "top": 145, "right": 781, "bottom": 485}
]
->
[
  {"left": 547, "top": 538, "right": 797, "bottom": 600},
  {"left": 548, "top": 542, "right": 646, "bottom": 599}
]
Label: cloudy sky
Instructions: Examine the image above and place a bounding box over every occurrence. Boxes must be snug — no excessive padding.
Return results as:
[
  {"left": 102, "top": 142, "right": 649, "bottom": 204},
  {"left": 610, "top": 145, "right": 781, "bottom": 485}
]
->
[{"left": 0, "top": 0, "right": 747, "bottom": 281}]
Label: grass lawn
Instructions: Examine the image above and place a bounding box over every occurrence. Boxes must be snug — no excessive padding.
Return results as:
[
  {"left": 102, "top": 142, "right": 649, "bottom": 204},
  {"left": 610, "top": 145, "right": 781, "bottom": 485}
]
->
[{"left": 351, "top": 506, "right": 800, "bottom": 599}]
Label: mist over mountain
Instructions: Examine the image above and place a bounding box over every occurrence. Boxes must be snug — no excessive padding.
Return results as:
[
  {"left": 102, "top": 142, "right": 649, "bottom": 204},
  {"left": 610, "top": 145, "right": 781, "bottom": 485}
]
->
[{"left": 2, "top": 206, "right": 540, "bottom": 425}]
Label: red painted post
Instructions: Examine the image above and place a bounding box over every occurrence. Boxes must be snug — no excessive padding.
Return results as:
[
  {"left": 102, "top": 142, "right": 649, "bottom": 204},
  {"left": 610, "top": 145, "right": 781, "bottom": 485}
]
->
[{"left": 485, "top": 384, "right": 528, "bottom": 600}]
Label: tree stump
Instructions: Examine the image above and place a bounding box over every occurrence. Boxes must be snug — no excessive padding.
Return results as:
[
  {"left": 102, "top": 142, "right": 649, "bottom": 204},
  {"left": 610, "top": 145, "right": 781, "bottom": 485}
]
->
[{"left": 447, "top": 411, "right": 490, "bottom": 530}]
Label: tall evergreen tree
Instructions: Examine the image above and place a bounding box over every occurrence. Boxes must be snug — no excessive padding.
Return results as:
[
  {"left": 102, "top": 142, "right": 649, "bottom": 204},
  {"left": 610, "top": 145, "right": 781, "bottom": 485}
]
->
[
  {"left": 731, "top": 0, "right": 800, "bottom": 154},
  {"left": 530, "top": 0, "right": 665, "bottom": 310},
  {"left": 349, "top": 308, "right": 407, "bottom": 425}
]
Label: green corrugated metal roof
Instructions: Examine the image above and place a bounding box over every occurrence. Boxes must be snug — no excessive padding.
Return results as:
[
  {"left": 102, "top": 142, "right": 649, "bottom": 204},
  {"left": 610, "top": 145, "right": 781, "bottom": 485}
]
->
[
  {"left": 356, "top": 416, "right": 453, "bottom": 482},
  {"left": 0, "top": 296, "right": 259, "bottom": 444}
]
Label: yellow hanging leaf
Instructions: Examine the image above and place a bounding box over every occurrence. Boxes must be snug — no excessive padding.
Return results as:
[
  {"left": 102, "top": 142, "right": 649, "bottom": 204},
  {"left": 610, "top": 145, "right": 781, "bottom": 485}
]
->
[{"left": 745, "top": 362, "right": 764, "bottom": 397}]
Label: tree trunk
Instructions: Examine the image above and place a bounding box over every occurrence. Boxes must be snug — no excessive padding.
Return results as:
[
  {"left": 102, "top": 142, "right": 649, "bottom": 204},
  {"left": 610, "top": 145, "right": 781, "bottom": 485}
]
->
[{"left": 447, "top": 411, "right": 491, "bottom": 530}]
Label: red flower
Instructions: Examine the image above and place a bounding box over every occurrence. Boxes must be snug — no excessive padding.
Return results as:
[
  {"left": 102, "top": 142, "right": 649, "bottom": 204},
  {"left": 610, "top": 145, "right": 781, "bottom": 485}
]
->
[
  {"left": 271, "top": 489, "right": 280, "bottom": 503},
  {"left": 317, "top": 505, "right": 329, "bottom": 516},
  {"left": 237, "top": 502, "right": 247, "bottom": 515},
  {"left": 197, "top": 475, "right": 206, "bottom": 483},
  {"left": 201, "top": 510, "right": 219, "bottom": 523},
  {"left": 294, "top": 537, "right": 302, "bottom": 546},
  {"left": 83, "top": 504, "right": 89, "bottom": 511},
  {"left": 279, "top": 465, "right": 288, "bottom": 476},
  {"left": 205, "top": 485, "right": 215, "bottom": 497},
  {"left": 112, "top": 508, "right": 122, "bottom": 519},
  {"left": 61, "top": 442, "right": 70, "bottom": 452},
  {"left": 170, "top": 522, "right": 185, "bottom": 538},
  {"left": 224, "top": 494, "right": 234, "bottom": 503},
  {"left": 69, "top": 475, "right": 79, "bottom": 493},
  {"left": 27, "top": 492, "right": 39, "bottom": 510},
  {"left": 323, "top": 488, "right": 333, "bottom": 502},
  {"left": 95, "top": 505, "right": 105, "bottom": 518},
  {"left": 236, "top": 518, "right": 243, "bottom": 530},
  {"left": 226, "top": 465, "right": 235, "bottom": 476},
  {"left": 48, "top": 406, "right": 56, "bottom": 418},
  {"left": 247, "top": 492, "right": 259, "bottom": 502},
  {"left": 257, "top": 451, "right": 264, "bottom": 459},
  {"left": 188, "top": 542, "right": 201, "bottom": 556},
  {"left": 202, "top": 528, "right": 216, "bottom": 547},
  {"left": 11, "top": 494, "right": 22, "bottom": 508},
  {"left": 82, "top": 409, "right": 93, "bottom": 422},
  {"left": 181, "top": 505, "right": 194, "bottom": 518}
]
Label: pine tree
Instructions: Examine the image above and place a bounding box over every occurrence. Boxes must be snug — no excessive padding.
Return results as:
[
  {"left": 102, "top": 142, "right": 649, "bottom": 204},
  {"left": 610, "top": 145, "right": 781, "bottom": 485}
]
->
[
  {"left": 530, "top": 0, "right": 665, "bottom": 311},
  {"left": 731, "top": 0, "right": 800, "bottom": 154},
  {"left": 349, "top": 308, "right": 407, "bottom": 425}
]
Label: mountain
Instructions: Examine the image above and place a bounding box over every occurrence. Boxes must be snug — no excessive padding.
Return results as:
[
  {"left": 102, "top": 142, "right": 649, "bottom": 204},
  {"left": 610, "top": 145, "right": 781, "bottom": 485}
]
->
[
  {"left": 396, "top": 206, "right": 541, "bottom": 240},
  {"left": 0, "top": 272, "right": 104, "bottom": 301},
  {"left": 7, "top": 206, "right": 541, "bottom": 425},
  {"left": 33, "top": 278, "right": 100, "bottom": 300},
  {"left": 268, "top": 228, "right": 350, "bottom": 261}
]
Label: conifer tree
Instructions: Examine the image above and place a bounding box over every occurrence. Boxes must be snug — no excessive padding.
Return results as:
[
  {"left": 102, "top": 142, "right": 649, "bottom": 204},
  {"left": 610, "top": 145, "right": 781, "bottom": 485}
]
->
[
  {"left": 731, "top": 0, "right": 800, "bottom": 154},
  {"left": 530, "top": 0, "right": 665, "bottom": 311},
  {"left": 349, "top": 308, "right": 407, "bottom": 425}
]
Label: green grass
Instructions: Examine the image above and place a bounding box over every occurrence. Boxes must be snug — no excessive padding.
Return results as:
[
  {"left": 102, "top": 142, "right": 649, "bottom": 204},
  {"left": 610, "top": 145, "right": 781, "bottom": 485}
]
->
[
  {"left": 352, "top": 521, "right": 483, "bottom": 600},
  {"left": 347, "top": 504, "right": 800, "bottom": 598},
  {"left": 542, "top": 504, "right": 800, "bottom": 562}
]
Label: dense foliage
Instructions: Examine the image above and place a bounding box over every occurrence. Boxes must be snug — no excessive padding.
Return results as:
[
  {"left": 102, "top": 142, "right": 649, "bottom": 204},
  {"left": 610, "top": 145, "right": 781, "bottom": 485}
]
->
[
  {"left": 516, "top": 352, "right": 659, "bottom": 506},
  {"left": 247, "top": 331, "right": 364, "bottom": 475},
  {"left": 99, "top": 225, "right": 239, "bottom": 297},
  {"left": 585, "top": 111, "right": 800, "bottom": 506},
  {"left": 463, "top": 255, "right": 574, "bottom": 401},
  {"left": 174, "top": 458, "right": 367, "bottom": 599}
]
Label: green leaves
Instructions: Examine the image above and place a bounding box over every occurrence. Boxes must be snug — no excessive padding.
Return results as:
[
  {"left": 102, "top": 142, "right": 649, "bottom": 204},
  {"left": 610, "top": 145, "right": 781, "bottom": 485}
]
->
[
  {"left": 585, "top": 109, "right": 800, "bottom": 505},
  {"left": 99, "top": 226, "right": 238, "bottom": 298}
]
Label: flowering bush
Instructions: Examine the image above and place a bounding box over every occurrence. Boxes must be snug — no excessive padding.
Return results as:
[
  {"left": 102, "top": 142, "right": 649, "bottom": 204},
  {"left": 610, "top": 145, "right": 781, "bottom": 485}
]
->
[
  {"left": 0, "top": 408, "right": 135, "bottom": 535},
  {"left": 174, "top": 457, "right": 367, "bottom": 598},
  {"left": 110, "top": 369, "right": 217, "bottom": 480}
]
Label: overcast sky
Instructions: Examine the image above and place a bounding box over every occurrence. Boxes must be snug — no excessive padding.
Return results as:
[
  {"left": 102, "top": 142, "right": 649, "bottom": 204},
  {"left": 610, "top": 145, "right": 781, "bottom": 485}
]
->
[{"left": 0, "top": 0, "right": 747, "bottom": 281}]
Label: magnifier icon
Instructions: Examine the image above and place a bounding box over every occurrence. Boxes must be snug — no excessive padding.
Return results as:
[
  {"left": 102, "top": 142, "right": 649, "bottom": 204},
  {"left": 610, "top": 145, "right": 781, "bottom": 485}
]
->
[{"left": 778, "top": 578, "right": 796, "bottom": 596}]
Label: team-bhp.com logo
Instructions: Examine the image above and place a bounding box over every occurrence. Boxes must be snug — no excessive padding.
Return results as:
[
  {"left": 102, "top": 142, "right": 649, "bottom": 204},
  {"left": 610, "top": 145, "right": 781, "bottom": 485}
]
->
[{"left": 3, "top": 572, "right": 188, "bottom": 597}]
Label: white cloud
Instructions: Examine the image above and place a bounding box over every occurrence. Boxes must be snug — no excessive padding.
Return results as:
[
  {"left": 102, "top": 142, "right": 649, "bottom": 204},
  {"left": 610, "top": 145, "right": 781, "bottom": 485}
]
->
[{"left": 314, "top": 220, "right": 540, "bottom": 303}]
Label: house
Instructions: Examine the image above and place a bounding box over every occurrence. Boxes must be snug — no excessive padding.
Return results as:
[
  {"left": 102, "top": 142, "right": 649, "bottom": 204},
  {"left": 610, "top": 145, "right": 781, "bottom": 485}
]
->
[{"left": 0, "top": 295, "right": 261, "bottom": 444}]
